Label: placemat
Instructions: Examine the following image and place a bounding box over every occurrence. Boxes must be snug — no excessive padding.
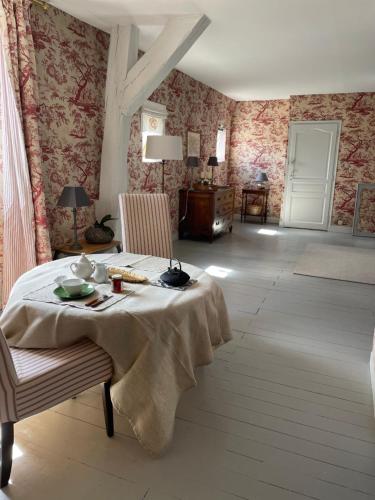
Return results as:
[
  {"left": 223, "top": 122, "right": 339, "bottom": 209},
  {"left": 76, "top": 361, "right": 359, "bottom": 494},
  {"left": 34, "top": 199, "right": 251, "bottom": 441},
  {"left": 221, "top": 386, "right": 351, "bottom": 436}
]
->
[
  {"left": 130, "top": 256, "right": 171, "bottom": 273},
  {"left": 149, "top": 279, "right": 198, "bottom": 291},
  {"left": 101, "top": 252, "right": 148, "bottom": 267},
  {"left": 23, "top": 283, "right": 134, "bottom": 311}
]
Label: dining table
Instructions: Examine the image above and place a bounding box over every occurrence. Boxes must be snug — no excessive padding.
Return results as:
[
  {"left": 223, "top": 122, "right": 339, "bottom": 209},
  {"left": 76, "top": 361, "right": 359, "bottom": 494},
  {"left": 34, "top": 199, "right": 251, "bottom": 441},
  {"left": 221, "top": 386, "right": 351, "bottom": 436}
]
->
[{"left": 0, "top": 252, "right": 232, "bottom": 456}]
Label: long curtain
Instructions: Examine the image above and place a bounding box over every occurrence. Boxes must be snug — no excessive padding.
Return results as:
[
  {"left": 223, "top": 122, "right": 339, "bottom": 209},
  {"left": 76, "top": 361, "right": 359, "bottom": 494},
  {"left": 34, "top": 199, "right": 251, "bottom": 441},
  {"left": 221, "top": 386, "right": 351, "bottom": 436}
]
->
[
  {"left": 0, "top": 38, "right": 36, "bottom": 300},
  {"left": 0, "top": 0, "right": 52, "bottom": 302}
]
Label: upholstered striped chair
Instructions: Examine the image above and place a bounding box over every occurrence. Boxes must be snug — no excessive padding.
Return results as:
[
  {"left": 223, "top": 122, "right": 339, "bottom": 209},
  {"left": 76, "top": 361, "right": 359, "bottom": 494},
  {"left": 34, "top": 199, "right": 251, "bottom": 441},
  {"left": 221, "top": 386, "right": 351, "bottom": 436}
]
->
[
  {"left": 119, "top": 193, "right": 173, "bottom": 258},
  {"left": 0, "top": 333, "right": 114, "bottom": 488}
]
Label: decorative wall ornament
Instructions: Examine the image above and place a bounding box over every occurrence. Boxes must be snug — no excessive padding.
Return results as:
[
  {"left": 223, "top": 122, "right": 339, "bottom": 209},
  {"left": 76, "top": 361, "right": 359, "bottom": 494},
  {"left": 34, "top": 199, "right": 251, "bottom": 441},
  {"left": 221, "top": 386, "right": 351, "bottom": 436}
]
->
[
  {"left": 141, "top": 100, "right": 167, "bottom": 162},
  {"left": 353, "top": 183, "right": 375, "bottom": 237},
  {"left": 187, "top": 131, "right": 201, "bottom": 157}
]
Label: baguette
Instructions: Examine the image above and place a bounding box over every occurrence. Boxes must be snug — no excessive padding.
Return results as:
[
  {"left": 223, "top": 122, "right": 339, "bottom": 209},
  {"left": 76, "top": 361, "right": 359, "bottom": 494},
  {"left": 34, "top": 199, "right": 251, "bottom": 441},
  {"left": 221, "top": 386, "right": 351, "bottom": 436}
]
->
[{"left": 107, "top": 266, "right": 148, "bottom": 283}]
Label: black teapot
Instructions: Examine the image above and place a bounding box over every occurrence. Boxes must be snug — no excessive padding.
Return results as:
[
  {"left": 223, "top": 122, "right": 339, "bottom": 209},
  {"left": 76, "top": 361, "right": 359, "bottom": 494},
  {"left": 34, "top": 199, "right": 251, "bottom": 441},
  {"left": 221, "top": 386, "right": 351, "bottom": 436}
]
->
[{"left": 160, "top": 259, "right": 190, "bottom": 287}]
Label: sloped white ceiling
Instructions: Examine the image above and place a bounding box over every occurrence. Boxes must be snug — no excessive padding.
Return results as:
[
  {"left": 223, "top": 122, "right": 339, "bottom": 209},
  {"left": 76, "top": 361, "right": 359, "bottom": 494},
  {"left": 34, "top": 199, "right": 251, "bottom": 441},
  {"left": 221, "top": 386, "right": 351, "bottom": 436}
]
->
[{"left": 50, "top": 0, "right": 375, "bottom": 100}]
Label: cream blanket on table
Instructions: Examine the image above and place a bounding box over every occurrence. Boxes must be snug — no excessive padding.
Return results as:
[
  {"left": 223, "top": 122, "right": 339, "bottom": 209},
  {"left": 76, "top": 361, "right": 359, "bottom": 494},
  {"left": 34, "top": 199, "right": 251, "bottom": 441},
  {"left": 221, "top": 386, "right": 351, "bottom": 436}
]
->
[{"left": 0, "top": 254, "right": 232, "bottom": 455}]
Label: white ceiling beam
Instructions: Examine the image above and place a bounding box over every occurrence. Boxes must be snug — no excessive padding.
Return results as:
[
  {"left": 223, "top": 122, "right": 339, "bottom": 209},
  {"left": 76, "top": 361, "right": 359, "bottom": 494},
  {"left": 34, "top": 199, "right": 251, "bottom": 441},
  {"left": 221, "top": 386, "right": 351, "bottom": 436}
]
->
[
  {"left": 120, "top": 14, "right": 210, "bottom": 117},
  {"left": 97, "top": 24, "right": 139, "bottom": 220},
  {"left": 97, "top": 15, "right": 210, "bottom": 227}
]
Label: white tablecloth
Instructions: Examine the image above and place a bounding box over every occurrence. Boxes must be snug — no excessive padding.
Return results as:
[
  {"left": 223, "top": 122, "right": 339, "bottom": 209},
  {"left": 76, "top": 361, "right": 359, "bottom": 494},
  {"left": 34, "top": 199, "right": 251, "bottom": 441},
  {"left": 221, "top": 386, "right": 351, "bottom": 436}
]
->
[{"left": 0, "top": 254, "right": 232, "bottom": 455}]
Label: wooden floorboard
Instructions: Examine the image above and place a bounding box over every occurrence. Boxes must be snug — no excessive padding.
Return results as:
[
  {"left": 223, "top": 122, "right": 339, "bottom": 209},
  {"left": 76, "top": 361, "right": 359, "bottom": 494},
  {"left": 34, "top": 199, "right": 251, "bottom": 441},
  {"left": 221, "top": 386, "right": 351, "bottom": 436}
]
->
[{"left": 3, "top": 223, "right": 375, "bottom": 500}]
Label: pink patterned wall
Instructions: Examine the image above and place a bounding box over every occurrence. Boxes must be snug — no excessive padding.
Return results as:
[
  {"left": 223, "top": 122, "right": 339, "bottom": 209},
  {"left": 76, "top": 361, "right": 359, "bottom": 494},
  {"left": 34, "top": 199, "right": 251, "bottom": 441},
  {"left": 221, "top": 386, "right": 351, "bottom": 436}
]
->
[
  {"left": 31, "top": 6, "right": 234, "bottom": 241},
  {"left": 290, "top": 93, "right": 375, "bottom": 227},
  {"left": 30, "top": 5, "right": 109, "bottom": 247},
  {"left": 228, "top": 93, "right": 375, "bottom": 228},
  {"left": 128, "top": 70, "right": 235, "bottom": 232},
  {"left": 30, "top": 6, "right": 375, "bottom": 239},
  {"left": 228, "top": 100, "right": 290, "bottom": 218}
]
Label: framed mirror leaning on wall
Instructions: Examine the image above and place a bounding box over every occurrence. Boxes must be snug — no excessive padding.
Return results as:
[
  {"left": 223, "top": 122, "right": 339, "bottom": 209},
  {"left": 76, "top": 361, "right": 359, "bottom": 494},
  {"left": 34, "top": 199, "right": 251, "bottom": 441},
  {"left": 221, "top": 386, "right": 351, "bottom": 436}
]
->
[{"left": 353, "top": 183, "right": 375, "bottom": 237}]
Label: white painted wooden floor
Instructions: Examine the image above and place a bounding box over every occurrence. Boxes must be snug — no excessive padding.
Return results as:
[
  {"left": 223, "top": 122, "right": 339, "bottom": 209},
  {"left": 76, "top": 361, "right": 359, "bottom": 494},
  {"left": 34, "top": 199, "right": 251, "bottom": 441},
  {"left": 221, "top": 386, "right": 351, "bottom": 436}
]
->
[{"left": 2, "top": 223, "right": 375, "bottom": 500}]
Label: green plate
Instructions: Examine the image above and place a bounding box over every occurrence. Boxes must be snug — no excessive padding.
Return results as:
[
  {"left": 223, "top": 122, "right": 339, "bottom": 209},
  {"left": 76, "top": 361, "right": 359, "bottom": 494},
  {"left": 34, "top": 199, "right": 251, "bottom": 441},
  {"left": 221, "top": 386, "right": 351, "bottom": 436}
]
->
[{"left": 53, "top": 283, "right": 96, "bottom": 300}]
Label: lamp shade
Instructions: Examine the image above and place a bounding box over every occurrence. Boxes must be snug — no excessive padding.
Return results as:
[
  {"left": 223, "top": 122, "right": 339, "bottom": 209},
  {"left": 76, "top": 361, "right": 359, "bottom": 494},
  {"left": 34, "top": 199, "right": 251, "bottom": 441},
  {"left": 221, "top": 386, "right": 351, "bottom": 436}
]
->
[
  {"left": 57, "top": 186, "right": 90, "bottom": 208},
  {"left": 186, "top": 156, "right": 199, "bottom": 167},
  {"left": 145, "top": 135, "right": 183, "bottom": 161},
  {"left": 255, "top": 171, "right": 269, "bottom": 183},
  {"left": 207, "top": 156, "right": 219, "bottom": 166}
]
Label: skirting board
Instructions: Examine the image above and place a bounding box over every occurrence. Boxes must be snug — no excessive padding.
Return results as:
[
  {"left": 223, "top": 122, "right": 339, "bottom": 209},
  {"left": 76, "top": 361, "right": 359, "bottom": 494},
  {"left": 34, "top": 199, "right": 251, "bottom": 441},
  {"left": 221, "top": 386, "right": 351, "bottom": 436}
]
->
[
  {"left": 329, "top": 224, "right": 353, "bottom": 234},
  {"left": 277, "top": 222, "right": 353, "bottom": 233},
  {"left": 370, "top": 351, "right": 375, "bottom": 417}
]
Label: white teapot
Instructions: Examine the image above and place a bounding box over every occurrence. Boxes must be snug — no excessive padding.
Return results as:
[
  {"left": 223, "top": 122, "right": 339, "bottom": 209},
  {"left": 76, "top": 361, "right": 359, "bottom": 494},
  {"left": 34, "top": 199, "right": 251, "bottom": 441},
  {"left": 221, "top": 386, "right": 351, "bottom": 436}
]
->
[{"left": 70, "top": 253, "right": 95, "bottom": 280}]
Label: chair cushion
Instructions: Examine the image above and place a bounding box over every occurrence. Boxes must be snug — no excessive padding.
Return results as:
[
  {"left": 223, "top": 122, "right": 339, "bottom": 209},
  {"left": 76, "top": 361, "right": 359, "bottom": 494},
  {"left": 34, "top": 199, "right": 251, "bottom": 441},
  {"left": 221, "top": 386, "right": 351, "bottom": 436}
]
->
[
  {"left": 0, "top": 332, "right": 17, "bottom": 423},
  {"left": 119, "top": 193, "right": 173, "bottom": 258},
  {"left": 11, "top": 339, "right": 112, "bottom": 421}
]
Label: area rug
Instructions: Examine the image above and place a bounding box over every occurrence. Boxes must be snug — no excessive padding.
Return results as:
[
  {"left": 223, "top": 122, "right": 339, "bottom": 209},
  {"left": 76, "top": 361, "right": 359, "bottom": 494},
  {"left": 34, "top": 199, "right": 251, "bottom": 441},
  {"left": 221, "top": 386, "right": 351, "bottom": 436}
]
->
[{"left": 294, "top": 243, "right": 375, "bottom": 284}]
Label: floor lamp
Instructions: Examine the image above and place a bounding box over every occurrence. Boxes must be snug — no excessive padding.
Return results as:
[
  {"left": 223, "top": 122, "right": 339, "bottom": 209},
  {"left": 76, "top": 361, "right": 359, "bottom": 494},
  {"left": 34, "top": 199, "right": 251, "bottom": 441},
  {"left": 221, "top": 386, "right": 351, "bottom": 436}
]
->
[
  {"left": 186, "top": 156, "right": 199, "bottom": 189},
  {"left": 145, "top": 135, "right": 183, "bottom": 193}
]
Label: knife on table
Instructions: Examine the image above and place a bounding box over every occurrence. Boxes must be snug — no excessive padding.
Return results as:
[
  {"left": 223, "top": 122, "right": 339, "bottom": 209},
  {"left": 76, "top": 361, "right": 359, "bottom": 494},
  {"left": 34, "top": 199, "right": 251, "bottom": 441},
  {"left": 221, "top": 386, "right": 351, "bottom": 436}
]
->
[
  {"left": 90, "top": 295, "right": 112, "bottom": 308},
  {"left": 85, "top": 295, "right": 102, "bottom": 307}
]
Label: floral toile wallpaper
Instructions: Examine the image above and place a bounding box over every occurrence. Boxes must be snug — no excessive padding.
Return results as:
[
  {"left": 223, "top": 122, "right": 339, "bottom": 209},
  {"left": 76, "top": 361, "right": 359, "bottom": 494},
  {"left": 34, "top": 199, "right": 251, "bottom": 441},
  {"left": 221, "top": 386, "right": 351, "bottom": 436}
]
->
[
  {"left": 228, "top": 93, "right": 375, "bottom": 230},
  {"left": 31, "top": 5, "right": 234, "bottom": 241},
  {"left": 30, "top": 5, "right": 109, "bottom": 247},
  {"left": 290, "top": 93, "right": 375, "bottom": 228},
  {"left": 29, "top": 5, "right": 375, "bottom": 241},
  {"left": 228, "top": 100, "right": 290, "bottom": 218},
  {"left": 127, "top": 70, "right": 235, "bottom": 233}
]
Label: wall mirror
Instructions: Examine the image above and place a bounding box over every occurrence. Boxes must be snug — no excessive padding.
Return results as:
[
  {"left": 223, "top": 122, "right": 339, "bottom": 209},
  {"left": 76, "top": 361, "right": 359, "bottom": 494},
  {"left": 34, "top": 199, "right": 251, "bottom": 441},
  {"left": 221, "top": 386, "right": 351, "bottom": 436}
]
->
[{"left": 353, "top": 183, "right": 375, "bottom": 237}]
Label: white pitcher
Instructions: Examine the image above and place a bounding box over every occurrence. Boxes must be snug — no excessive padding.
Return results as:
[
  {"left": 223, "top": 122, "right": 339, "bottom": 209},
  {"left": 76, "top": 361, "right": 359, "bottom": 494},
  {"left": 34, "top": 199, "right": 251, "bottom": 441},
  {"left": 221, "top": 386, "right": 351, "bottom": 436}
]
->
[
  {"left": 70, "top": 253, "right": 95, "bottom": 280},
  {"left": 92, "top": 262, "right": 108, "bottom": 284}
]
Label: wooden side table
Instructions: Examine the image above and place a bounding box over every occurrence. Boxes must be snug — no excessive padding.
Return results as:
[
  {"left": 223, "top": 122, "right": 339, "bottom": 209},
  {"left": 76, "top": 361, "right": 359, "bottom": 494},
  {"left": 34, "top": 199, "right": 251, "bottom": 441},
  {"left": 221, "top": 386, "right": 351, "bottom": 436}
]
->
[
  {"left": 241, "top": 187, "right": 269, "bottom": 224},
  {"left": 54, "top": 240, "right": 122, "bottom": 259}
]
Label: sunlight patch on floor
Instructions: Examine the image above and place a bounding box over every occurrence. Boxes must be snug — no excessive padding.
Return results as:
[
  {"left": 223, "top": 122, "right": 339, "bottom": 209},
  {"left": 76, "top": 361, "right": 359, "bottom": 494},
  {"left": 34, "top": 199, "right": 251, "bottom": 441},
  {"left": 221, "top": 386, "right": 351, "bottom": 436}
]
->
[
  {"left": 205, "top": 265, "right": 232, "bottom": 278},
  {"left": 258, "top": 228, "right": 278, "bottom": 236}
]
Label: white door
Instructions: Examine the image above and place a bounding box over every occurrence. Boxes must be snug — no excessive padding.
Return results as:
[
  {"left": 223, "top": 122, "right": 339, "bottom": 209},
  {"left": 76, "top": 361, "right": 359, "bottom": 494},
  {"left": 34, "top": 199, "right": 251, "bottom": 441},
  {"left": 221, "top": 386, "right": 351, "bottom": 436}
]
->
[{"left": 283, "top": 121, "right": 340, "bottom": 230}]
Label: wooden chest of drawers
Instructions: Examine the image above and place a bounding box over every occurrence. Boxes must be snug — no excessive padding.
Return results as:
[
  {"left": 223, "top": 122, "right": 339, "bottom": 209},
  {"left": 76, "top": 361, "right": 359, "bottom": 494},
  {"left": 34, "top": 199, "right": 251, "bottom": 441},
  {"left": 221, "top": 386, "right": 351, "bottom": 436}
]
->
[{"left": 179, "top": 186, "right": 235, "bottom": 242}]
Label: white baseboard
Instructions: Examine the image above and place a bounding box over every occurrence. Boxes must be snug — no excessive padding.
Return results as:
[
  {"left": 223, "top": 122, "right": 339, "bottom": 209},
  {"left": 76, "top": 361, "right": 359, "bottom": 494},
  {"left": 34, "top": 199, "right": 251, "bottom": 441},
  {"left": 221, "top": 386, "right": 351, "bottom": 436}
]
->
[{"left": 329, "top": 224, "right": 353, "bottom": 234}]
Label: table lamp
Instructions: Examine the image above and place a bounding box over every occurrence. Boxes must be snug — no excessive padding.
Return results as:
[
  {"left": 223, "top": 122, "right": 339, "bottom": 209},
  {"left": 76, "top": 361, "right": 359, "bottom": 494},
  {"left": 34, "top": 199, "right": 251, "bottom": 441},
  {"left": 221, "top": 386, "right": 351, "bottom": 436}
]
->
[
  {"left": 145, "top": 135, "right": 183, "bottom": 193},
  {"left": 57, "top": 186, "right": 90, "bottom": 250},
  {"left": 255, "top": 171, "right": 269, "bottom": 187},
  {"left": 186, "top": 156, "right": 199, "bottom": 189},
  {"left": 207, "top": 156, "right": 219, "bottom": 184}
]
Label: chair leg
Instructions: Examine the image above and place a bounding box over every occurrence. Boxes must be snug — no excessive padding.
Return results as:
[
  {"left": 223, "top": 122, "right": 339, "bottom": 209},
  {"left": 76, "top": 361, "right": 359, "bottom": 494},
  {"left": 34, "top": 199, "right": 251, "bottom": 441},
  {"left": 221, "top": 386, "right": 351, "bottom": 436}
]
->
[
  {"left": 102, "top": 381, "right": 114, "bottom": 438},
  {"left": 1, "top": 422, "right": 14, "bottom": 488}
]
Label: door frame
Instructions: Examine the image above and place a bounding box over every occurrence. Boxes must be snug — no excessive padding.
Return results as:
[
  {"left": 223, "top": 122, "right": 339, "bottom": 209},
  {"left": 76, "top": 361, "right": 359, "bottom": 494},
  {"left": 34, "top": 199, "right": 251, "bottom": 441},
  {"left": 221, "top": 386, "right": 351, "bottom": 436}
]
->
[{"left": 280, "top": 120, "right": 342, "bottom": 230}]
